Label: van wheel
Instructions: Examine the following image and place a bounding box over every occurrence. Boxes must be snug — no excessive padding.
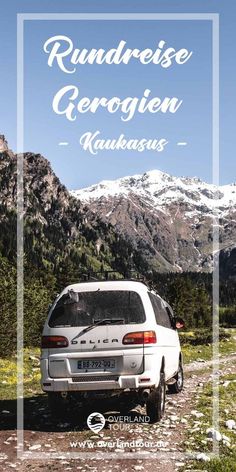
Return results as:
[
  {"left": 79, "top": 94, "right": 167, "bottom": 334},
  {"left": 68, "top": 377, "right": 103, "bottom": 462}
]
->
[
  {"left": 168, "top": 359, "right": 184, "bottom": 394},
  {"left": 48, "top": 392, "right": 67, "bottom": 418},
  {"left": 146, "top": 372, "right": 166, "bottom": 423}
]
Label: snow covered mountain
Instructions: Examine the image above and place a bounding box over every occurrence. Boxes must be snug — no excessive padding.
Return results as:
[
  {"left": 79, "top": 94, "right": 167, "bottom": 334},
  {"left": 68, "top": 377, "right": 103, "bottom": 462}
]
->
[{"left": 71, "top": 170, "right": 236, "bottom": 272}]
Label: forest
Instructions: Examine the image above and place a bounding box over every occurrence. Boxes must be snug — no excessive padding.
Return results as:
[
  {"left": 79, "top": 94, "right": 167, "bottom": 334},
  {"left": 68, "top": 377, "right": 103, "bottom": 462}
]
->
[{"left": 0, "top": 252, "right": 235, "bottom": 358}]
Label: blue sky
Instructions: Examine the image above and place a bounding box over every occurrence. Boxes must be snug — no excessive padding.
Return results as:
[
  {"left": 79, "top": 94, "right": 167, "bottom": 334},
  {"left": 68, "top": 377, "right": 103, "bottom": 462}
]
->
[{"left": 0, "top": 1, "right": 235, "bottom": 189}]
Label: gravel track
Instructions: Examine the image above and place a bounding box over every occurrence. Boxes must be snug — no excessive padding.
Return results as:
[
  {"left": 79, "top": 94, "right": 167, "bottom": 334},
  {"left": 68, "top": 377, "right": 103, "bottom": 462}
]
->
[{"left": 1, "top": 353, "right": 236, "bottom": 472}]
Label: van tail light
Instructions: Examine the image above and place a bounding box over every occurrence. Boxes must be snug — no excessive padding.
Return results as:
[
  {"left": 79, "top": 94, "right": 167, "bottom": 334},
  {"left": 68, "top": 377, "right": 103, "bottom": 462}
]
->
[
  {"left": 41, "top": 336, "right": 69, "bottom": 349},
  {"left": 122, "top": 331, "right": 156, "bottom": 345}
]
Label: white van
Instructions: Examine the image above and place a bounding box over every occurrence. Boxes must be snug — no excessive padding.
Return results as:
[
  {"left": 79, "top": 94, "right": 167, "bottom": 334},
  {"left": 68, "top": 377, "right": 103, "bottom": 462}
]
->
[{"left": 40, "top": 280, "right": 184, "bottom": 423}]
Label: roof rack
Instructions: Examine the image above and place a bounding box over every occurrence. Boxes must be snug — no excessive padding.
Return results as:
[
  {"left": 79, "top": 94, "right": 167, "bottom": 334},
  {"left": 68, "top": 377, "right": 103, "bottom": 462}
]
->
[
  {"left": 79, "top": 269, "right": 145, "bottom": 283},
  {"left": 77, "top": 270, "right": 157, "bottom": 293}
]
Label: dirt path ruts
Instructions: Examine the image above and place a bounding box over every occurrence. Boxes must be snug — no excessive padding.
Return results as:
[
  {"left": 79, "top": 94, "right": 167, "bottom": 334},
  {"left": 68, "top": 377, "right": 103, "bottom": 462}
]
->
[
  {"left": 185, "top": 352, "right": 236, "bottom": 371},
  {"left": 1, "top": 353, "right": 236, "bottom": 472}
]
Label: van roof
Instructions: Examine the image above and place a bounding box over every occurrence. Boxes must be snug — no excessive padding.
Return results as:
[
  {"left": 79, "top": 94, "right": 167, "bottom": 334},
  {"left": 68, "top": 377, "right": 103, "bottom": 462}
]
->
[{"left": 63, "top": 279, "right": 149, "bottom": 294}]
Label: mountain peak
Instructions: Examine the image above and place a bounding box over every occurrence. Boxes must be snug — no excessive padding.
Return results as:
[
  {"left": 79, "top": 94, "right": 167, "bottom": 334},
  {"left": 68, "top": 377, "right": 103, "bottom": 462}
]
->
[
  {"left": 0, "top": 134, "right": 8, "bottom": 152},
  {"left": 71, "top": 169, "right": 235, "bottom": 210},
  {"left": 0, "top": 134, "right": 15, "bottom": 158}
]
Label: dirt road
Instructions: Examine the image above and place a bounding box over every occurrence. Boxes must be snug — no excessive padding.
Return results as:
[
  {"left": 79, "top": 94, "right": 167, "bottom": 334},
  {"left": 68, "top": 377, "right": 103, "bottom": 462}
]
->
[{"left": 1, "top": 353, "right": 236, "bottom": 472}]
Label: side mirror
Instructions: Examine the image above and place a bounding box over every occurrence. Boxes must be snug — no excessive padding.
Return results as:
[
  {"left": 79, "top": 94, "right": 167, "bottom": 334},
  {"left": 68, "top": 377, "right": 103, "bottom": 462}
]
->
[{"left": 175, "top": 318, "right": 185, "bottom": 329}]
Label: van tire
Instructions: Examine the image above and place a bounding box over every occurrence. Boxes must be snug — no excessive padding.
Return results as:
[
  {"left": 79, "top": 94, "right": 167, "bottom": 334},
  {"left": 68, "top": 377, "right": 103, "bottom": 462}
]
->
[
  {"left": 146, "top": 372, "right": 166, "bottom": 423},
  {"left": 48, "top": 392, "right": 67, "bottom": 418},
  {"left": 168, "top": 359, "right": 184, "bottom": 394}
]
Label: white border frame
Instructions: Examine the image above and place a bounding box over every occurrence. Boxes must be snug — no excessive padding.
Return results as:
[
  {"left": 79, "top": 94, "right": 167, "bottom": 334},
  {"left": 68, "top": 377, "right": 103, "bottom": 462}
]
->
[{"left": 17, "top": 12, "right": 219, "bottom": 461}]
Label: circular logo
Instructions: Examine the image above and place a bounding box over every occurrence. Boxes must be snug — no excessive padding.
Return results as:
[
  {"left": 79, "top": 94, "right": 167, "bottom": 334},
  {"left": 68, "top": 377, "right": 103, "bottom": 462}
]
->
[{"left": 87, "top": 412, "right": 106, "bottom": 433}]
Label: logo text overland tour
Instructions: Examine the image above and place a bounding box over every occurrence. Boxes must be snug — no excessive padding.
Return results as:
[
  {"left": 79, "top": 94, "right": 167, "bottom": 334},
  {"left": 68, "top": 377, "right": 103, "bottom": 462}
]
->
[{"left": 87, "top": 412, "right": 151, "bottom": 432}]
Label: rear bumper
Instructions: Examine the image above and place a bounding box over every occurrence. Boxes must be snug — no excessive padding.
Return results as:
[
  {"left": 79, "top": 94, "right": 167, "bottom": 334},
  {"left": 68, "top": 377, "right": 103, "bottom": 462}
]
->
[
  {"left": 41, "top": 376, "right": 156, "bottom": 392},
  {"left": 41, "top": 359, "right": 157, "bottom": 392}
]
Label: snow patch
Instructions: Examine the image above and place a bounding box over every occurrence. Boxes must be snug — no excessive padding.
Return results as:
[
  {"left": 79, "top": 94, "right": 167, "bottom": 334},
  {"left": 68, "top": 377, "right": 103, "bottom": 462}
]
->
[{"left": 71, "top": 169, "right": 236, "bottom": 217}]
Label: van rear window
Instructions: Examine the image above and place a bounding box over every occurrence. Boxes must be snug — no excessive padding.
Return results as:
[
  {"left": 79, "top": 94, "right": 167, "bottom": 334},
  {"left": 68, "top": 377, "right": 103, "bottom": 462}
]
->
[{"left": 49, "top": 290, "right": 146, "bottom": 327}]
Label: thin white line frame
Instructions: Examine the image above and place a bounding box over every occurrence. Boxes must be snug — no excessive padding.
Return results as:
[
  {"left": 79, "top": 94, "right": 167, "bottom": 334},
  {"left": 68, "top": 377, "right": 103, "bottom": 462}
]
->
[{"left": 17, "top": 12, "right": 220, "bottom": 461}]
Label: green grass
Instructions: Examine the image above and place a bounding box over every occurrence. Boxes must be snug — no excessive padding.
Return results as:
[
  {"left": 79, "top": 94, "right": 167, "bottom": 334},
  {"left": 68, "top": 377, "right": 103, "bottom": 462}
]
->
[
  {"left": 185, "top": 454, "right": 236, "bottom": 472},
  {"left": 0, "top": 347, "right": 41, "bottom": 400},
  {"left": 181, "top": 328, "right": 236, "bottom": 364},
  {"left": 181, "top": 370, "right": 236, "bottom": 471}
]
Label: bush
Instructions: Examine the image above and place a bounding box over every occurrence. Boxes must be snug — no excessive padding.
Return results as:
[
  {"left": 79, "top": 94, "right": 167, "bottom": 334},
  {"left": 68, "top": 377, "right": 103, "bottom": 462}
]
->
[
  {"left": 0, "top": 257, "right": 57, "bottom": 357},
  {"left": 220, "top": 306, "right": 236, "bottom": 327},
  {"left": 0, "top": 257, "right": 17, "bottom": 357},
  {"left": 179, "top": 328, "right": 230, "bottom": 346}
]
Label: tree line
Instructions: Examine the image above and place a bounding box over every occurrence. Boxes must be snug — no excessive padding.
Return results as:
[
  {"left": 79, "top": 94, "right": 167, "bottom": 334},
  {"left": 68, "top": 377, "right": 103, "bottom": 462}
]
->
[{"left": 0, "top": 255, "right": 235, "bottom": 358}]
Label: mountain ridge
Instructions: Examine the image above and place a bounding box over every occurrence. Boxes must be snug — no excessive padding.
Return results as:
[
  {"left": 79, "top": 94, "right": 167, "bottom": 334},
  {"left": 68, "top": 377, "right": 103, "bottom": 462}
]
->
[
  {"left": 0, "top": 148, "right": 149, "bottom": 278},
  {"left": 1, "top": 133, "right": 235, "bottom": 277},
  {"left": 71, "top": 169, "right": 236, "bottom": 210},
  {"left": 71, "top": 169, "right": 236, "bottom": 273}
]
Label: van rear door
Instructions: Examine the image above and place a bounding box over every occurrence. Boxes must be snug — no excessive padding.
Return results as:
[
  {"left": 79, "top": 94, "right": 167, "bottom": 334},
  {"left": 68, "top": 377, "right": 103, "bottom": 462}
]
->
[{"left": 46, "top": 290, "right": 147, "bottom": 378}]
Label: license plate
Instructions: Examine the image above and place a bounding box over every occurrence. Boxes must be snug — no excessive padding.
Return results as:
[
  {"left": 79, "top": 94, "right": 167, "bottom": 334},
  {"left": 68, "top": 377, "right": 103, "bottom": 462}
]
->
[{"left": 77, "top": 359, "right": 115, "bottom": 370}]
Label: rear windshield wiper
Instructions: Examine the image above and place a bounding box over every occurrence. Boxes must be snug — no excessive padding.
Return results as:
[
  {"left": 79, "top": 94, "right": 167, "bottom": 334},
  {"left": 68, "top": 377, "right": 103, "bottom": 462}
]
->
[
  {"left": 53, "top": 324, "right": 72, "bottom": 328},
  {"left": 71, "top": 318, "right": 124, "bottom": 342}
]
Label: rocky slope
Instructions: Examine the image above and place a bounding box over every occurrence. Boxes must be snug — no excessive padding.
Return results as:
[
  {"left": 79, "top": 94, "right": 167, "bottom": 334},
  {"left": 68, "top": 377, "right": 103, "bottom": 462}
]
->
[
  {"left": 71, "top": 170, "right": 236, "bottom": 273},
  {"left": 0, "top": 142, "right": 146, "bottom": 276}
]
